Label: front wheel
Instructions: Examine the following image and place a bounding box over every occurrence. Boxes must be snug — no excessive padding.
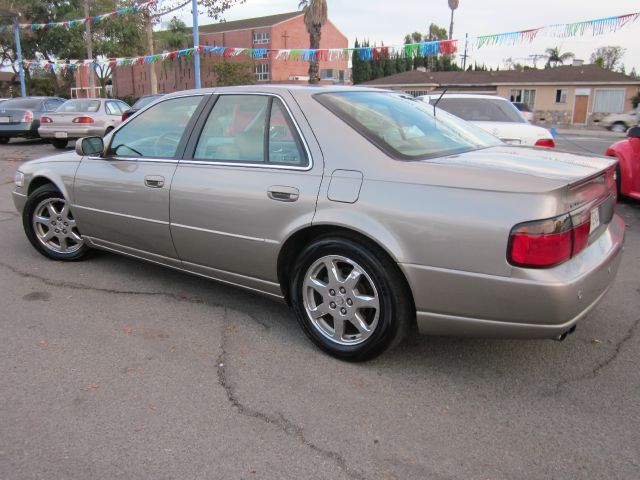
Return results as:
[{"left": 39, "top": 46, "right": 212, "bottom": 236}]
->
[
  {"left": 290, "top": 235, "right": 412, "bottom": 361},
  {"left": 23, "top": 185, "right": 90, "bottom": 261},
  {"left": 611, "top": 122, "right": 628, "bottom": 133}
]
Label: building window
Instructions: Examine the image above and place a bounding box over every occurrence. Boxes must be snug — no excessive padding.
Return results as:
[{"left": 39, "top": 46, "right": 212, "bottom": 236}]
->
[
  {"left": 255, "top": 63, "right": 270, "bottom": 82},
  {"left": 555, "top": 89, "right": 568, "bottom": 104},
  {"left": 253, "top": 31, "right": 270, "bottom": 45},
  {"left": 510, "top": 89, "right": 536, "bottom": 109},
  {"left": 593, "top": 89, "right": 625, "bottom": 113}
]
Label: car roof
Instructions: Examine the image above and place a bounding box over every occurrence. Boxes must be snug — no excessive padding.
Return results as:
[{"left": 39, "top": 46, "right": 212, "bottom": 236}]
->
[
  {"left": 162, "top": 84, "right": 394, "bottom": 99},
  {"left": 419, "top": 93, "right": 509, "bottom": 101}
]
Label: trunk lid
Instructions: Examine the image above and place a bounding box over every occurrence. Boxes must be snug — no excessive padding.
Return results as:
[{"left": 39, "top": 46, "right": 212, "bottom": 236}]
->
[{"left": 0, "top": 108, "right": 33, "bottom": 125}]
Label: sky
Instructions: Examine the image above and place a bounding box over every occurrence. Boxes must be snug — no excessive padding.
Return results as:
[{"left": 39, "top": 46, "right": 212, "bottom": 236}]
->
[{"left": 176, "top": 0, "right": 640, "bottom": 72}]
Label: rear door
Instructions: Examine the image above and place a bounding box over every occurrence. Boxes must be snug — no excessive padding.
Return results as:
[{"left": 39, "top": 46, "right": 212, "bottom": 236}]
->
[
  {"left": 73, "top": 94, "right": 207, "bottom": 260},
  {"left": 169, "top": 91, "right": 324, "bottom": 293}
]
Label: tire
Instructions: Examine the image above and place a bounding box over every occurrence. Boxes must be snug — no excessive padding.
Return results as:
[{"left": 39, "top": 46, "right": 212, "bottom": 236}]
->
[
  {"left": 0, "top": 137, "right": 9, "bottom": 144},
  {"left": 104, "top": 127, "right": 114, "bottom": 136},
  {"left": 51, "top": 139, "right": 68, "bottom": 149},
  {"left": 290, "top": 234, "right": 413, "bottom": 361},
  {"left": 611, "top": 122, "right": 628, "bottom": 133},
  {"left": 23, "top": 184, "right": 90, "bottom": 261}
]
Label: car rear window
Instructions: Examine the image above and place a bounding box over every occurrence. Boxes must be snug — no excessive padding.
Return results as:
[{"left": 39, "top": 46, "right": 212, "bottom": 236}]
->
[
  {"left": 132, "top": 95, "right": 162, "bottom": 109},
  {"left": 315, "top": 91, "right": 501, "bottom": 160},
  {"left": 56, "top": 100, "right": 101, "bottom": 113},
  {"left": 1, "top": 99, "right": 42, "bottom": 109},
  {"left": 431, "top": 98, "right": 526, "bottom": 123}
]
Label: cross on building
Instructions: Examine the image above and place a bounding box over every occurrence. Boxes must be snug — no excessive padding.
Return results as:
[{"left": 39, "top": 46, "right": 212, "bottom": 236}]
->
[{"left": 281, "top": 30, "right": 290, "bottom": 48}]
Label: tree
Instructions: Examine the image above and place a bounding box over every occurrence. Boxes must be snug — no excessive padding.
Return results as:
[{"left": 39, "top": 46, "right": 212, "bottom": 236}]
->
[
  {"left": 298, "top": 0, "right": 328, "bottom": 84},
  {"left": 545, "top": 47, "right": 574, "bottom": 68},
  {"left": 590, "top": 46, "right": 626, "bottom": 71},
  {"left": 160, "top": 17, "right": 189, "bottom": 50},
  {"left": 211, "top": 60, "right": 255, "bottom": 86},
  {"left": 144, "top": 0, "right": 246, "bottom": 93}
]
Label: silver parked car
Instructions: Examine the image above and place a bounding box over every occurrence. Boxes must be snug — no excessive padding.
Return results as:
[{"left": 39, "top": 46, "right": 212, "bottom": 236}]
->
[
  {"left": 12, "top": 86, "right": 625, "bottom": 360},
  {"left": 38, "top": 98, "right": 131, "bottom": 149}
]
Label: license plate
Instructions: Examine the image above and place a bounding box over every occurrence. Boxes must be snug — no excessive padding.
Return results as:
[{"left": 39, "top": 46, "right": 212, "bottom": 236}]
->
[
  {"left": 590, "top": 208, "right": 600, "bottom": 234},
  {"left": 0, "top": 117, "right": 10, "bottom": 123},
  {"left": 503, "top": 139, "right": 522, "bottom": 145},
  {"left": 55, "top": 132, "right": 68, "bottom": 139}
]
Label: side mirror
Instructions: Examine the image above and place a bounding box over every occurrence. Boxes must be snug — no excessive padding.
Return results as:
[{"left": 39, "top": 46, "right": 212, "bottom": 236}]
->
[
  {"left": 628, "top": 126, "right": 640, "bottom": 139},
  {"left": 75, "top": 136, "right": 104, "bottom": 157}
]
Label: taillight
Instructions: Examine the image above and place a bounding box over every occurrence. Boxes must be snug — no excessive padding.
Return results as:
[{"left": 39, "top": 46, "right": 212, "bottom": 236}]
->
[
  {"left": 22, "top": 111, "right": 33, "bottom": 122},
  {"left": 72, "top": 116, "right": 94, "bottom": 124},
  {"left": 508, "top": 207, "right": 594, "bottom": 268},
  {"left": 40, "top": 116, "right": 53, "bottom": 123},
  {"left": 121, "top": 112, "right": 130, "bottom": 122},
  {"left": 535, "top": 138, "right": 555, "bottom": 148}
]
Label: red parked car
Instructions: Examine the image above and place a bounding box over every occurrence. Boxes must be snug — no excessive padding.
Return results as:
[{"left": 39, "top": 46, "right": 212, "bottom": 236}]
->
[{"left": 605, "top": 126, "right": 640, "bottom": 200}]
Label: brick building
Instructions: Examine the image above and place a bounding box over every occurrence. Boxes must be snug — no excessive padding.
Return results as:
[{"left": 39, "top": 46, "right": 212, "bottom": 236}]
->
[{"left": 112, "top": 11, "right": 349, "bottom": 98}]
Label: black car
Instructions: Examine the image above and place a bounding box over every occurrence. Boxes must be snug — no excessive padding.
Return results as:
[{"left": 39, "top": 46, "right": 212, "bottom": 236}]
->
[
  {"left": 121, "top": 94, "right": 164, "bottom": 122},
  {"left": 0, "top": 97, "right": 66, "bottom": 144}
]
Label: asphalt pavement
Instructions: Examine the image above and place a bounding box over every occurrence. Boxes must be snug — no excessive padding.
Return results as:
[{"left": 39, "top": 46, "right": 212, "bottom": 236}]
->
[{"left": 1, "top": 139, "right": 639, "bottom": 480}]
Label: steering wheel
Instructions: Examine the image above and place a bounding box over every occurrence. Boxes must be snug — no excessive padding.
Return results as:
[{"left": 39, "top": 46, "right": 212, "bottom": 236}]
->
[{"left": 153, "top": 132, "right": 182, "bottom": 157}]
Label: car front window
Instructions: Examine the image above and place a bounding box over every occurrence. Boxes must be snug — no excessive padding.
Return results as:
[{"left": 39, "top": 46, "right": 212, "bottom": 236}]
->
[
  {"left": 316, "top": 91, "right": 501, "bottom": 160},
  {"left": 110, "top": 95, "right": 203, "bottom": 158}
]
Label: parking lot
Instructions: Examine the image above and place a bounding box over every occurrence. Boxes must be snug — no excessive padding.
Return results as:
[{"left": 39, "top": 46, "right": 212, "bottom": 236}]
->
[{"left": 1, "top": 139, "right": 638, "bottom": 479}]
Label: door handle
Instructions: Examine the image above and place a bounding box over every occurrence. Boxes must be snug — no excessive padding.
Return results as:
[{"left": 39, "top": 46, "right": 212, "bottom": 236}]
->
[
  {"left": 144, "top": 175, "right": 165, "bottom": 188},
  {"left": 267, "top": 186, "right": 299, "bottom": 202}
]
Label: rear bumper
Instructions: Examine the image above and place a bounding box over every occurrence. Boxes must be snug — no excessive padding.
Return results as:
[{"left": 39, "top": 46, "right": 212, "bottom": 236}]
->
[
  {"left": 0, "top": 123, "right": 37, "bottom": 137},
  {"left": 38, "top": 126, "right": 105, "bottom": 139},
  {"left": 402, "top": 214, "right": 625, "bottom": 339}
]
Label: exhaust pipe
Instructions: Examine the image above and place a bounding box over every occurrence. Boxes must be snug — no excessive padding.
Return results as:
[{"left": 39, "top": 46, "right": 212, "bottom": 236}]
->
[{"left": 555, "top": 325, "right": 577, "bottom": 342}]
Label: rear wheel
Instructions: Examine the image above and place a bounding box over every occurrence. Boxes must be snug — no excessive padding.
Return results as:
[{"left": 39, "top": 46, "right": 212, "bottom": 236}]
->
[
  {"left": 23, "top": 185, "right": 90, "bottom": 261},
  {"left": 51, "top": 139, "right": 68, "bottom": 149},
  {"left": 290, "top": 235, "right": 412, "bottom": 361},
  {"left": 611, "top": 122, "right": 628, "bottom": 133}
]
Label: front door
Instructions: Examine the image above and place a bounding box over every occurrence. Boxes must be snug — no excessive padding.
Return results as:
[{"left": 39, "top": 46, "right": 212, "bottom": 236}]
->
[
  {"left": 573, "top": 95, "right": 589, "bottom": 124},
  {"left": 73, "top": 94, "right": 206, "bottom": 260},
  {"left": 169, "top": 92, "right": 324, "bottom": 294}
]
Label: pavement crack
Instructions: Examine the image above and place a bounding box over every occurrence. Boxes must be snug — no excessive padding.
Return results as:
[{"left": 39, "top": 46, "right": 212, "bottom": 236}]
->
[
  {"left": 216, "top": 310, "right": 364, "bottom": 480},
  {"left": 555, "top": 316, "right": 640, "bottom": 393},
  {"left": 0, "top": 260, "right": 270, "bottom": 329}
]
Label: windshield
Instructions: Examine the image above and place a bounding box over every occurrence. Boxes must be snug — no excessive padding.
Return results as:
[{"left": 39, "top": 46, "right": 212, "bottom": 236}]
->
[
  {"left": 1, "top": 98, "right": 43, "bottom": 109},
  {"left": 133, "top": 95, "right": 163, "bottom": 110},
  {"left": 431, "top": 98, "right": 526, "bottom": 123},
  {"left": 56, "top": 100, "right": 101, "bottom": 113},
  {"left": 315, "top": 91, "right": 501, "bottom": 160}
]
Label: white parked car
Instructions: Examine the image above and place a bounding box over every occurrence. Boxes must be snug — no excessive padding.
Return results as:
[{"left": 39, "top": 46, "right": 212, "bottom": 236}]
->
[
  {"left": 417, "top": 94, "right": 555, "bottom": 148},
  {"left": 599, "top": 109, "right": 638, "bottom": 133}
]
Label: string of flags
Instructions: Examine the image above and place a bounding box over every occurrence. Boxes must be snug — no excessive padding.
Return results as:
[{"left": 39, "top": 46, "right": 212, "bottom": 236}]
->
[
  {"left": 6, "top": 10, "right": 640, "bottom": 73},
  {"left": 0, "top": 1, "right": 155, "bottom": 33}
]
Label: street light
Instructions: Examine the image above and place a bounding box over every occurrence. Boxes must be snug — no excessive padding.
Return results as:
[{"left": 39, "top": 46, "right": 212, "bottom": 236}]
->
[
  {"left": 0, "top": 8, "right": 26, "bottom": 97},
  {"left": 448, "top": 0, "right": 459, "bottom": 41}
]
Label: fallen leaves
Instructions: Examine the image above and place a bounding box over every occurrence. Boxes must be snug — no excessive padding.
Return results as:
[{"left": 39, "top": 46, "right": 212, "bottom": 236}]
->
[{"left": 80, "top": 383, "right": 99, "bottom": 392}]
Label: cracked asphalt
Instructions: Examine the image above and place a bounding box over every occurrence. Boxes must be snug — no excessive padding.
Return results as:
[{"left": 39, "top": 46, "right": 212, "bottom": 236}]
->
[{"left": 1, "top": 140, "right": 639, "bottom": 480}]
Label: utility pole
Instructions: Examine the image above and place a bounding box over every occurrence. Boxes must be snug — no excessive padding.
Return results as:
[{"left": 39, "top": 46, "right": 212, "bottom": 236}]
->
[
  {"left": 12, "top": 17, "right": 26, "bottom": 96},
  {"left": 461, "top": 33, "right": 469, "bottom": 70},
  {"left": 192, "top": 0, "right": 201, "bottom": 89},
  {"left": 83, "top": 0, "right": 95, "bottom": 98}
]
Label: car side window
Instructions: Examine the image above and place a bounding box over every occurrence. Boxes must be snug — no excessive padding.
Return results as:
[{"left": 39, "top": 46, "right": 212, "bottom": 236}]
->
[
  {"left": 195, "top": 95, "right": 268, "bottom": 163},
  {"left": 105, "top": 101, "right": 121, "bottom": 116},
  {"left": 110, "top": 96, "right": 202, "bottom": 158},
  {"left": 44, "top": 100, "right": 63, "bottom": 111},
  {"left": 194, "top": 95, "right": 307, "bottom": 166}
]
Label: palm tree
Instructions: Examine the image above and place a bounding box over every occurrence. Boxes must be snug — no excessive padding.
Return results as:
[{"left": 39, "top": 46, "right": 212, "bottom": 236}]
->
[
  {"left": 545, "top": 47, "right": 575, "bottom": 68},
  {"left": 299, "top": 0, "right": 328, "bottom": 84}
]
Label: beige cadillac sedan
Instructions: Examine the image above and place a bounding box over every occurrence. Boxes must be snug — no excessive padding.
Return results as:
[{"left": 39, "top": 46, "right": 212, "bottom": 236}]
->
[{"left": 12, "top": 86, "right": 625, "bottom": 360}]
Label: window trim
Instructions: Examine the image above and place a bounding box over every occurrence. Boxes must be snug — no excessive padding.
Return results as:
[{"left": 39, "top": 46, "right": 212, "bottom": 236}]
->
[
  {"left": 555, "top": 88, "right": 568, "bottom": 104},
  {"left": 593, "top": 88, "right": 626, "bottom": 114},
  {"left": 253, "top": 31, "right": 270, "bottom": 45},
  {"left": 181, "top": 92, "right": 313, "bottom": 171},
  {"left": 105, "top": 93, "right": 208, "bottom": 161},
  {"left": 255, "top": 63, "right": 270, "bottom": 82}
]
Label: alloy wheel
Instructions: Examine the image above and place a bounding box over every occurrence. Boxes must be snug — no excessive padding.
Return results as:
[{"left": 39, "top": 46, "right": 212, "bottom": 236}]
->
[
  {"left": 32, "top": 197, "right": 83, "bottom": 254},
  {"left": 302, "top": 255, "right": 380, "bottom": 346}
]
